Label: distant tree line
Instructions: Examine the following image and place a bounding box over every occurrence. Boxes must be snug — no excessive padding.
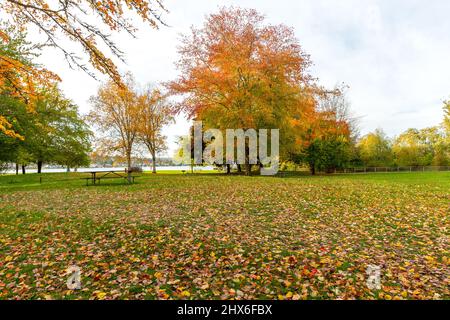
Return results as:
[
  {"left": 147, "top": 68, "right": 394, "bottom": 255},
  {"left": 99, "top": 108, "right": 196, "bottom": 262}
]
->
[{"left": 357, "top": 105, "right": 450, "bottom": 168}]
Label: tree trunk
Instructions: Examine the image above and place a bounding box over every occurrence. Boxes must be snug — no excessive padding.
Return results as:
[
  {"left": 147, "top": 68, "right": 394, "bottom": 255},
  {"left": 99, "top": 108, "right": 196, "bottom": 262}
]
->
[
  {"left": 310, "top": 163, "right": 316, "bottom": 175},
  {"left": 37, "top": 161, "right": 43, "bottom": 174},
  {"left": 245, "top": 163, "right": 251, "bottom": 176},
  {"left": 151, "top": 152, "right": 157, "bottom": 174},
  {"left": 15, "top": 163, "right": 19, "bottom": 175},
  {"left": 126, "top": 150, "right": 132, "bottom": 183},
  {"left": 22, "top": 165, "right": 26, "bottom": 174},
  {"left": 226, "top": 164, "right": 231, "bottom": 174},
  {"left": 237, "top": 164, "right": 242, "bottom": 173},
  {"left": 67, "top": 166, "right": 70, "bottom": 172},
  {"left": 244, "top": 144, "right": 251, "bottom": 176}
]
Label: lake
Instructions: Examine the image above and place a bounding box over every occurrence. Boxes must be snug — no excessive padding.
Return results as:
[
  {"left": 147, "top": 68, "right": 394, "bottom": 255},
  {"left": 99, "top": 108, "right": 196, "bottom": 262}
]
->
[{"left": 2, "top": 165, "right": 217, "bottom": 174}]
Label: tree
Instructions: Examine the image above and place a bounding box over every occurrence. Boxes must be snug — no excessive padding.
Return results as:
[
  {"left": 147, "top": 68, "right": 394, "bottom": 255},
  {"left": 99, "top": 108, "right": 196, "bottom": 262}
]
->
[
  {"left": 317, "top": 86, "right": 359, "bottom": 141},
  {"left": 1, "top": 0, "right": 167, "bottom": 84},
  {"left": 302, "top": 135, "right": 351, "bottom": 174},
  {"left": 89, "top": 74, "right": 140, "bottom": 181},
  {"left": 358, "top": 129, "right": 394, "bottom": 167},
  {"left": 0, "top": 85, "right": 91, "bottom": 172},
  {"left": 45, "top": 91, "right": 92, "bottom": 171},
  {"left": 0, "top": 93, "right": 29, "bottom": 170},
  {"left": 419, "top": 126, "right": 448, "bottom": 166},
  {"left": 300, "top": 88, "right": 356, "bottom": 174},
  {"left": 439, "top": 101, "right": 450, "bottom": 164},
  {"left": 25, "top": 87, "right": 91, "bottom": 172},
  {"left": 0, "top": 26, "right": 59, "bottom": 138},
  {"left": 443, "top": 101, "right": 450, "bottom": 136},
  {"left": 392, "top": 129, "right": 432, "bottom": 167},
  {"left": 169, "top": 7, "right": 313, "bottom": 175},
  {"left": 137, "top": 87, "right": 173, "bottom": 173}
]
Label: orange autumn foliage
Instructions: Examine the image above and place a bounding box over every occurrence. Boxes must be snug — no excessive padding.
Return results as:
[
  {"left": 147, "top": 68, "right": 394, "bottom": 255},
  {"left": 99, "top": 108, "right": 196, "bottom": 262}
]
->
[
  {"left": 170, "top": 7, "right": 313, "bottom": 131},
  {"left": 169, "top": 7, "right": 354, "bottom": 162},
  {"left": 1, "top": 0, "right": 167, "bottom": 83},
  {"left": 0, "top": 29, "right": 60, "bottom": 138}
]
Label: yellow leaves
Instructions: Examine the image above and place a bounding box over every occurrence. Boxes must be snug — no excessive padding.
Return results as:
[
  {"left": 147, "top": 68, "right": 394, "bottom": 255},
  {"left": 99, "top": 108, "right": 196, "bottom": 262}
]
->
[
  {"left": 93, "top": 291, "right": 107, "bottom": 300},
  {"left": 4, "top": 255, "right": 13, "bottom": 262},
  {"left": 181, "top": 290, "right": 191, "bottom": 297},
  {"left": 424, "top": 256, "right": 435, "bottom": 264},
  {"left": 0, "top": 116, "right": 23, "bottom": 139},
  {"left": 0, "top": 29, "right": 61, "bottom": 140},
  {"left": 412, "top": 289, "right": 422, "bottom": 296},
  {"left": 154, "top": 272, "right": 163, "bottom": 280},
  {"left": 278, "top": 291, "right": 299, "bottom": 300},
  {"left": 319, "top": 257, "right": 331, "bottom": 265},
  {"left": 0, "top": 30, "right": 8, "bottom": 42}
]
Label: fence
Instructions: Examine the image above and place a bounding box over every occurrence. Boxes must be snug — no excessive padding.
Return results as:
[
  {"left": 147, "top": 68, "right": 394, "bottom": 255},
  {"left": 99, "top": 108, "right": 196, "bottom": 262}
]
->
[{"left": 333, "top": 166, "right": 450, "bottom": 174}]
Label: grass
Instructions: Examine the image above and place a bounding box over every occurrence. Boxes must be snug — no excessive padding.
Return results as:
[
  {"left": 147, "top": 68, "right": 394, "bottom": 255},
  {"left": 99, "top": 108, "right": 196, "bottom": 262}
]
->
[{"left": 0, "top": 171, "right": 449, "bottom": 300}]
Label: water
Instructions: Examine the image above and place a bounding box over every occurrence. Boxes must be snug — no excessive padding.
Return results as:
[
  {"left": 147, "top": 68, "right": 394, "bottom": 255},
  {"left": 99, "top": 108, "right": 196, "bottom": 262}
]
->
[{"left": 2, "top": 165, "right": 216, "bottom": 174}]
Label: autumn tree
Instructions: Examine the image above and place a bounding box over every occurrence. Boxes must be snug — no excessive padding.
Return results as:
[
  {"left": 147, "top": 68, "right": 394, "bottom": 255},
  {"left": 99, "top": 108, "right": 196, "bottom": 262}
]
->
[
  {"left": 392, "top": 128, "right": 433, "bottom": 167},
  {"left": 137, "top": 87, "right": 174, "bottom": 173},
  {"left": 289, "top": 88, "right": 355, "bottom": 174},
  {"left": 89, "top": 74, "right": 141, "bottom": 180},
  {"left": 0, "top": 93, "right": 29, "bottom": 171},
  {"left": 0, "top": 0, "right": 167, "bottom": 84},
  {"left": 0, "top": 26, "right": 59, "bottom": 138},
  {"left": 170, "top": 7, "right": 313, "bottom": 175},
  {"left": 443, "top": 100, "right": 450, "bottom": 136},
  {"left": 1, "top": 1, "right": 167, "bottom": 139},
  {"left": 358, "top": 129, "right": 394, "bottom": 167},
  {"left": 419, "top": 126, "right": 448, "bottom": 166}
]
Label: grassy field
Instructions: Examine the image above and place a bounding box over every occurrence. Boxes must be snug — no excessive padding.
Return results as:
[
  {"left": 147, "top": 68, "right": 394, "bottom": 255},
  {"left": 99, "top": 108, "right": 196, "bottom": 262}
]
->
[{"left": 0, "top": 171, "right": 449, "bottom": 300}]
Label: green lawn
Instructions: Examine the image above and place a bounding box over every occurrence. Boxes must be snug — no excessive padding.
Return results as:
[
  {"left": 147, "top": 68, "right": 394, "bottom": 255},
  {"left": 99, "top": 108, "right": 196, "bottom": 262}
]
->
[{"left": 0, "top": 171, "right": 449, "bottom": 300}]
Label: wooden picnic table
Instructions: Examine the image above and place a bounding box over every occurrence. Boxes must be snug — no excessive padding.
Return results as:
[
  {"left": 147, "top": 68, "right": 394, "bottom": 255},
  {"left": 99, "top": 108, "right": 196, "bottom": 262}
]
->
[{"left": 82, "top": 170, "right": 139, "bottom": 186}]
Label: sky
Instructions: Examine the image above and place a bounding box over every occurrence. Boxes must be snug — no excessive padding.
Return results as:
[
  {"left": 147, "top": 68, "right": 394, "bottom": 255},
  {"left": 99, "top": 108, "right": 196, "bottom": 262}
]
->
[{"left": 35, "top": 0, "right": 450, "bottom": 156}]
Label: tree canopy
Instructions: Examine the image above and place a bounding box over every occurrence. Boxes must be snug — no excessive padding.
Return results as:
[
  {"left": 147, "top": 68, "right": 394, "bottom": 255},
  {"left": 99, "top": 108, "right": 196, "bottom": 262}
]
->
[{"left": 0, "top": 0, "right": 167, "bottom": 83}]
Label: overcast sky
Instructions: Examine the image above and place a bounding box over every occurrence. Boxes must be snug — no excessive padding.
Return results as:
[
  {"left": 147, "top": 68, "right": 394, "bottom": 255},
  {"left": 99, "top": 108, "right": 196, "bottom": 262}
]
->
[{"left": 36, "top": 0, "right": 450, "bottom": 156}]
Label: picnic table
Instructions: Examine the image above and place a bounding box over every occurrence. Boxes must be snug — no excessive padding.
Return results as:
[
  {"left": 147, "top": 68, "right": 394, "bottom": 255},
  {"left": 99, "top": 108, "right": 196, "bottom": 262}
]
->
[{"left": 82, "top": 170, "right": 140, "bottom": 186}]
